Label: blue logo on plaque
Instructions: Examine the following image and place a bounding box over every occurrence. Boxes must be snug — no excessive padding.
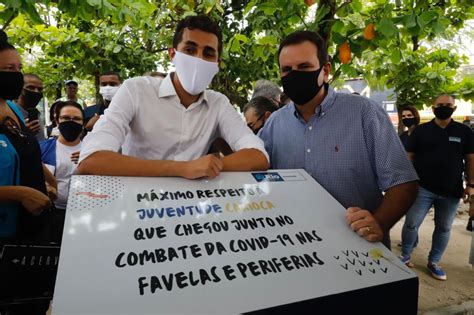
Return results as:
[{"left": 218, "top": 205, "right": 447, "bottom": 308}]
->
[{"left": 252, "top": 172, "right": 284, "bottom": 182}]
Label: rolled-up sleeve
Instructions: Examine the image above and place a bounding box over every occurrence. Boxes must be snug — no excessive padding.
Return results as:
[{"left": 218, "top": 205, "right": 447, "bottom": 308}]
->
[
  {"left": 78, "top": 81, "right": 136, "bottom": 164},
  {"left": 217, "top": 99, "right": 269, "bottom": 162}
]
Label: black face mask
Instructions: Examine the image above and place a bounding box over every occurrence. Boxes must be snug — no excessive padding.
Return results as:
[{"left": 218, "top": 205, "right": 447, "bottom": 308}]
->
[
  {"left": 402, "top": 118, "right": 416, "bottom": 128},
  {"left": 22, "top": 89, "right": 43, "bottom": 109},
  {"left": 281, "top": 68, "right": 324, "bottom": 105},
  {"left": 58, "top": 121, "right": 83, "bottom": 142},
  {"left": 434, "top": 106, "right": 454, "bottom": 120},
  {"left": 0, "top": 71, "right": 24, "bottom": 101}
]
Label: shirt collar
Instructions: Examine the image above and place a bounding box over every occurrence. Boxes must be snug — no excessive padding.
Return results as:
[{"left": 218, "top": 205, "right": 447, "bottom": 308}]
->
[
  {"left": 292, "top": 84, "right": 336, "bottom": 119},
  {"left": 158, "top": 73, "right": 177, "bottom": 98},
  {"left": 158, "top": 72, "right": 209, "bottom": 106}
]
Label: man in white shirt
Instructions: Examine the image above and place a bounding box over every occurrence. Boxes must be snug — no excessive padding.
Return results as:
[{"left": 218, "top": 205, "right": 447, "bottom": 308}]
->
[
  {"left": 78, "top": 15, "right": 268, "bottom": 178},
  {"left": 40, "top": 101, "right": 83, "bottom": 242}
]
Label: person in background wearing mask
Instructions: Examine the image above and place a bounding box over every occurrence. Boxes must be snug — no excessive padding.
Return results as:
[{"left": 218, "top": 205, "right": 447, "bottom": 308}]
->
[
  {"left": 40, "top": 101, "right": 83, "bottom": 243},
  {"left": 259, "top": 30, "right": 419, "bottom": 248},
  {"left": 77, "top": 15, "right": 268, "bottom": 178},
  {"left": 400, "top": 94, "right": 474, "bottom": 280},
  {"left": 398, "top": 105, "right": 420, "bottom": 150},
  {"left": 243, "top": 96, "right": 278, "bottom": 134},
  {"left": 84, "top": 71, "right": 122, "bottom": 131},
  {"left": 15, "top": 73, "right": 46, "bottom": 141}
]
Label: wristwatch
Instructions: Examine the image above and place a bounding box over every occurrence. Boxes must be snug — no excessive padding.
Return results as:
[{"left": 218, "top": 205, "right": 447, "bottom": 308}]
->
[{"left": 467, "top": 184, "right": 474, "bottom": 188}]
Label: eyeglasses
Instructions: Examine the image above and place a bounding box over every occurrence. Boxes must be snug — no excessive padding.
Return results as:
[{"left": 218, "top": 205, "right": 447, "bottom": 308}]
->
[
  {"left": 59, "top": 115, "right": 83, "bottom": 123},
  {"left": 0, "top": 116, "right": 28, "bottom": 143},
  {"left": 247, "top": 114, "right": 265, "bottom": 130}
]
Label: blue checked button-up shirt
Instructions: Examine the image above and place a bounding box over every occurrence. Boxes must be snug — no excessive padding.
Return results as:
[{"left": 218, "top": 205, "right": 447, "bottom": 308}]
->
[{"left": 259, "top": 87, "right": 418, "bottom": 212}]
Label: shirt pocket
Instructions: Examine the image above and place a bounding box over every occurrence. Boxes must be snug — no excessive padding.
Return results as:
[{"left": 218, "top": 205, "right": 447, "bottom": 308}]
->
[{"left": 448, "top": 136, "right": 463, "bottom": 155}]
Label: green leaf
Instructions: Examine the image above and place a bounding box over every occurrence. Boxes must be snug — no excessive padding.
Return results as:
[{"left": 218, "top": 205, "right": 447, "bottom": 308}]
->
[
  {"left": 258, "top": 35, "right": 277, "bottom": 45},
  {"left": 404, "top": 14, "right": 417, "bottom": 28},
  {"left": 243, "top": 1, "right": 255, "bottom": 15},
  {"left": 215, "top": 3, "right": 224, "bottom": 14},
  {"left": 332, "top": 20, "right": 345, "bottom": 34},
  {"left": 23, "top": 3, "right": 44, "bottom": 25},
  {"left": 260, "top": 3, "right": 277, "bottom": 16},
  {"left": 351, "top": 0, "right": 363, "bottom": 12},
  {"left": 113, "top": 45, "right": 122, "bottom": 53},
  {"left": 2, "top": 0, "right": 21, "bottom": 9},
  {"left": 234, "top": 34, "right": 248, "bottom": 43},
  {"left": 377, "top": 18, "right": 398, "bottom": 38},
  {"left": 331, "top": 32, "right": 345, "bottom": 45},
  {"left": 391, "top": 50, "right": 401, "bottom": 64},
  {"left": 420, "top": 11, "right": 437, "bottom": 24},
  {"left": 87, "top": 0, "right": 101, "bottom": 7},
  {"left": 431, "top": 20, "right": 447, "bottom": 35},
  {"left": 315, "top": 5, "right": 331, "bottom": 23}
]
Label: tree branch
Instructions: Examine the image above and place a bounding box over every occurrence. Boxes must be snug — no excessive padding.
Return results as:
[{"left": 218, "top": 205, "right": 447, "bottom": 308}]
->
[
  {"left": 412, "top": 35, "right": 419, "bottom": 51},
  {"left": 2, "top": 11, "right": 17, "bottom": 30},
  {"left": 336, "top": 0, "right": 352, "bottom": 12}
]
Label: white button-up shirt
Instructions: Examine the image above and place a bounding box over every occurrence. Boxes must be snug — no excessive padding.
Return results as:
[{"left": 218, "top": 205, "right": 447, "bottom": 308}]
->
[{"left": 79, "top": 75, "right": 268, "bottom": 163}]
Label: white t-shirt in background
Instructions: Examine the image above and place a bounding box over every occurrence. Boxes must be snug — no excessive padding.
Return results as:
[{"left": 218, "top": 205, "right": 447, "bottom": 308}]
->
[{"left": 55, "top": 141, "right": 82, "bottom": 209}]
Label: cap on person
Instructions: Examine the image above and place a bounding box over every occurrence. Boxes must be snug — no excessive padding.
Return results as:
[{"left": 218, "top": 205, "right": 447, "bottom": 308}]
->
[{"left": 65, "top": 80, "right": 78, "bottom": 86}]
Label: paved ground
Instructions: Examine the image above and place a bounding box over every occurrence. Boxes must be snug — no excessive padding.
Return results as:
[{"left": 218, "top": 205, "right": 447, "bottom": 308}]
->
[{"left": 390, "top": 202, "right": 473, "bottom": 314}]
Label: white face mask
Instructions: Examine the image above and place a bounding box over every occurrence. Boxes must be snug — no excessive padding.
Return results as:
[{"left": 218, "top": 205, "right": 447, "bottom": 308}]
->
[
  {"left": 172, "top": 51, "right": 219, "bottom": 95},
  {"left": 99, "top": 85, "right": 120, "bottom": 101}
]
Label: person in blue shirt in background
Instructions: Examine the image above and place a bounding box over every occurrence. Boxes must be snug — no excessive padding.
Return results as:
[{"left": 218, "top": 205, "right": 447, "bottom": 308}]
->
[{"left": 259, "top": 30, "right": 419, "bottom": 248}]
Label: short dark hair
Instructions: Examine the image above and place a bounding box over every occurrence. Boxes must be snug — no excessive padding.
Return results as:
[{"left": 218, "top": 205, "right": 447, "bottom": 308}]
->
[
  {"left": 399, "top": 105, "right": 420, "bottom": 126},
  {"left": 0, "top": 30, "right": 16, "bottom": 52},
  {"left": 54, "top": 101, "right": 84, "bottom": 124},
  {"left": 278, "top": 31, "right": 328, "bottom": 66},
  {"left": 173, "top": 15, "right": 223, "bottom": 56},
  {"left": 100, "top": 71, "right": 121, "bottom": 82},
  {"left": 243, "top": 96, "right": 278, "bottom": 117}
]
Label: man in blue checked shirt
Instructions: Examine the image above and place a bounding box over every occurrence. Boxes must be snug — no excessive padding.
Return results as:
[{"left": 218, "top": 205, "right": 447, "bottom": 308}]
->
[{"left": 259, "top": 31, "right": 419, "bottom": 249}]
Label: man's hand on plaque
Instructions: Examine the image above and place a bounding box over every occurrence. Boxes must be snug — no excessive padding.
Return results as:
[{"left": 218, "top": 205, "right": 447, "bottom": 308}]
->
[
  {"left": 182, "top": 154, "right": 224, "bottom": 179},
  {"left": 345, "top": 207, "right": 383, "bottom": 242}
]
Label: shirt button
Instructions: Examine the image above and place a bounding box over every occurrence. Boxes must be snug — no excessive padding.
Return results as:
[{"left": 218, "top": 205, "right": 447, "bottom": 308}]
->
[
  {"left": 306, "top": 149, "right": 311, "bottom": 153},
  {"left": 308, "top": 126, "right": 313, "bottom": 130},
  {"left": 321, "top": 112, "right": 325, "bottom": 116}
]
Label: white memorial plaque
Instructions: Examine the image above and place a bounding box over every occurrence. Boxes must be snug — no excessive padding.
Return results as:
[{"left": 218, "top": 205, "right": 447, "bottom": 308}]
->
[{"left": 53, "top": 169, "right": 416, "bottom": 314}]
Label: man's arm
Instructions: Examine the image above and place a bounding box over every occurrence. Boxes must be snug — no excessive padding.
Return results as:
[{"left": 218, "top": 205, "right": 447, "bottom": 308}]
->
[
  {"left": 346, "top": 181, "right": 418, "bottom": 242},
  {"left": 222, "top": 148, "right": 269, "bottom": 171},
  {"left": 407, "top": 152, "right": 414, "bottom": 162},
  {"left": 373, "top": 181, "right": 419, "bottom": 232},
  {"left": 77, "top": 151, "right": 225, "bottom": 179}
]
